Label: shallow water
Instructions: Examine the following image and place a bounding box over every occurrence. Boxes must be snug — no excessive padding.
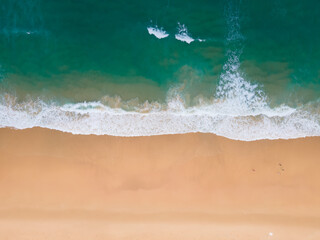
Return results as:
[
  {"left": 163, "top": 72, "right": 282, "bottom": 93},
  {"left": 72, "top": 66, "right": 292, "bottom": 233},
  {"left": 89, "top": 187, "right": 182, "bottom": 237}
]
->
[{"left": 0, "top": 0, "right": 319, "bottom": 140}]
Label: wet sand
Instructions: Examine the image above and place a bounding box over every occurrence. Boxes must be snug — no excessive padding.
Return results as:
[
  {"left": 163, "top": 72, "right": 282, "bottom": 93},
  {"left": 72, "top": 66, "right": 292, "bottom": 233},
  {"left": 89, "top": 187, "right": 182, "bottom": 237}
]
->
[{"left": 0, "top": 127, "right": 319, "bottom": 239}]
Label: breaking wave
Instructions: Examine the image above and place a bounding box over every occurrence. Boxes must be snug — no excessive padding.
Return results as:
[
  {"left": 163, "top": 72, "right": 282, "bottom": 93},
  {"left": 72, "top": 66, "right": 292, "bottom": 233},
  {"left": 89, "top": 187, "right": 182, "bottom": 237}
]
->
[
  {"left": 147, "top": 25, "right": 169, "bottom": 39},
  {"left": 175, "top": 23, "right": 195, "bottom": 44},
  {"left": 0, "top": 92, "right": 319, "bottom": 141}
]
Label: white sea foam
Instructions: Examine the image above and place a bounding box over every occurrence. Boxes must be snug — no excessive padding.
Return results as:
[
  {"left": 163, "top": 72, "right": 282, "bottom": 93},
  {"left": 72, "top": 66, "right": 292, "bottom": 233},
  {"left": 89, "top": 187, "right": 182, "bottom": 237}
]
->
[
  {"left": 175, "top": 23, "right": 195, "bottom": 44},
  {"left": 0, "top": 93, "right": 319, "bottom": 141},
  {"left": 147, "top": 26, "right": 169, "bottom": 39},
  {"left": 215, "top": 0, "right": 269, "bottom": 118},
  {"left": 174, "top": 23, "right": 206, "bottom": 43}
]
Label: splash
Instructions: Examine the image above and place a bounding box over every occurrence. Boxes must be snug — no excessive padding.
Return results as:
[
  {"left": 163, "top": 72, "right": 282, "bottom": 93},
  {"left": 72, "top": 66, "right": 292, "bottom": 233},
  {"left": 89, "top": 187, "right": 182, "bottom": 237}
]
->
[
  {"left": 175, "top": 23, "right": 195, "bottom": 44},
  {"left": 147, "top": 25, "right": 169, "bottom": 39}
]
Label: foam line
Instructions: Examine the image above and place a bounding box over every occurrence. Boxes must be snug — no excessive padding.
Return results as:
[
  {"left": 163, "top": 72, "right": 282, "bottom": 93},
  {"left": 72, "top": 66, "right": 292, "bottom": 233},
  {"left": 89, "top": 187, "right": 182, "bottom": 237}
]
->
[{"left": 0, "top": 94, "right": 319, "bottom": 141}]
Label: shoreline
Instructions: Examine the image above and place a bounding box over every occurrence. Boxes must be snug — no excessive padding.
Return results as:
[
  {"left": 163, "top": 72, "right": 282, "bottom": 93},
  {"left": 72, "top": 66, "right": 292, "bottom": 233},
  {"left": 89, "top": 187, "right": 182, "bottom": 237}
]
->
[{"left": 0, "top": 127, "right": 320, "bottom": 239}]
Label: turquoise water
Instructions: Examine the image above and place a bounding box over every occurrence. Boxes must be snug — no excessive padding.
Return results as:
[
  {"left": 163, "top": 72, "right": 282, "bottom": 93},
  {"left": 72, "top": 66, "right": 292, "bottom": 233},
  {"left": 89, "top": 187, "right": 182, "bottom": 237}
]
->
[{"left": 0, "top": 0, "right": 319, "bottom": 140}]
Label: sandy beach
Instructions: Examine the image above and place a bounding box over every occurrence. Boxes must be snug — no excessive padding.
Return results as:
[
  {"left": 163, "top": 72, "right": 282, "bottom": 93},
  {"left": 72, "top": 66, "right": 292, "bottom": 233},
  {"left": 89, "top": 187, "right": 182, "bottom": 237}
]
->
[{"left": 0, "top": 127, "right": 319, "bottom": 239}]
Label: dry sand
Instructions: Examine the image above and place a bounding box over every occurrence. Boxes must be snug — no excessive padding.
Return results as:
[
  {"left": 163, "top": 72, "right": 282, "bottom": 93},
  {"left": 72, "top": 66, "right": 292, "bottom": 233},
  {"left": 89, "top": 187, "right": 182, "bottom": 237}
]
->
[{"left": 0, "top": 127, "right": 319, "bottom": 239}]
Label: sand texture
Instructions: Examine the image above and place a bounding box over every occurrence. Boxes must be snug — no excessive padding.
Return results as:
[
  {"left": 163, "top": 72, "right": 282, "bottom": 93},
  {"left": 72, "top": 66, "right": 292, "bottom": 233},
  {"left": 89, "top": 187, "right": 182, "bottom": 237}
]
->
[{"left": 0, "top": 127, "right": 319, "bottom": 239}]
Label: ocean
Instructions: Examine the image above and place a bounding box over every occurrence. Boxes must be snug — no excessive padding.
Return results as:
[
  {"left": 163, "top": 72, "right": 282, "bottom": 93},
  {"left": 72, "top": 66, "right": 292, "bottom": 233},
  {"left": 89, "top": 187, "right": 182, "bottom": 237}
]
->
[{"left": 0, "top": 0, "right": 319, "bottom": 140}]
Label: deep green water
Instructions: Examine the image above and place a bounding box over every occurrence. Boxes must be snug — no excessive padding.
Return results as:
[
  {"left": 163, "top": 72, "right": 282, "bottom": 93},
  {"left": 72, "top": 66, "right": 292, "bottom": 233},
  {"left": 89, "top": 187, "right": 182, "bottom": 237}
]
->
[{"left": 0, "top": 0, "right": 319, "bottom": 140}]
